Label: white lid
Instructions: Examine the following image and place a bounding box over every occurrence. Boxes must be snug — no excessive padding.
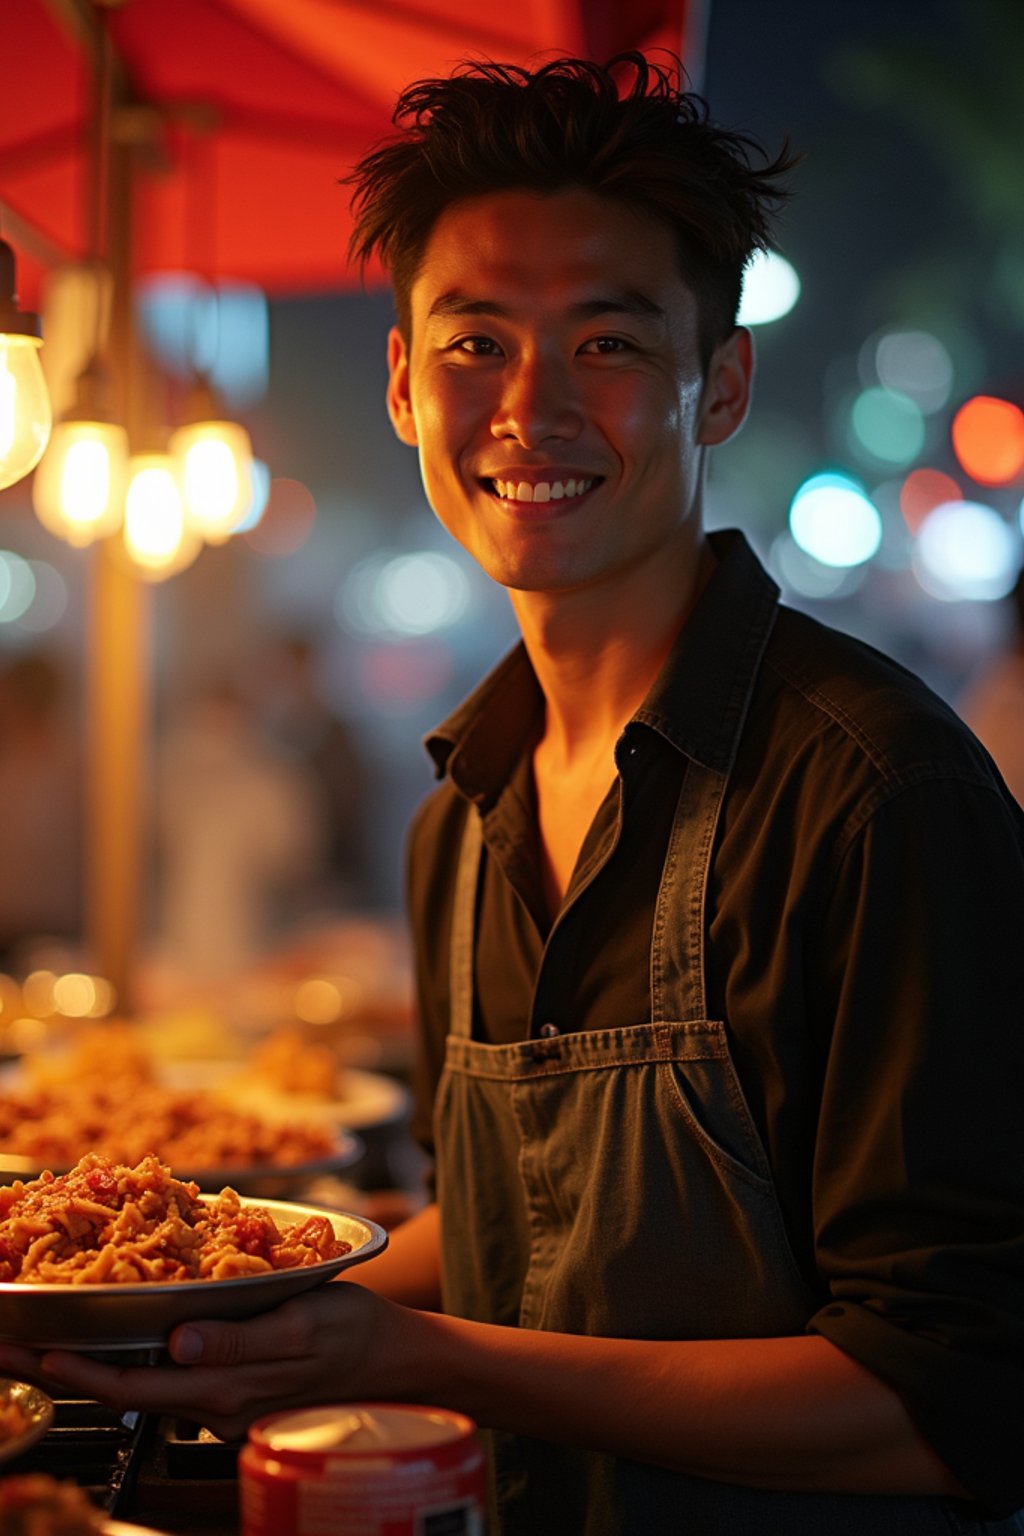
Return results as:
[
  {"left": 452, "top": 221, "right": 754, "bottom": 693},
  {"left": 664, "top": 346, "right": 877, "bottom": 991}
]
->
[{"left": 258, "top": 1405, "right": 468, "bottom": 1454}]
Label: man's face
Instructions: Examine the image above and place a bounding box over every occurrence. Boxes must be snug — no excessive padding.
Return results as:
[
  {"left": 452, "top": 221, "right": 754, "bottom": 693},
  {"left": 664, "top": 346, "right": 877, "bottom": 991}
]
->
[{"left": 387, "top": 188, "right": 750, "bottom": 598}]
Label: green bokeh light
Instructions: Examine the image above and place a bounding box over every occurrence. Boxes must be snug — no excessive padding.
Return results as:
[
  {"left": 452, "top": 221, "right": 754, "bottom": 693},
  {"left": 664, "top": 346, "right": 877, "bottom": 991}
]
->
[{"left": 849, "top": 388, "right": 926, "bottom": 466}]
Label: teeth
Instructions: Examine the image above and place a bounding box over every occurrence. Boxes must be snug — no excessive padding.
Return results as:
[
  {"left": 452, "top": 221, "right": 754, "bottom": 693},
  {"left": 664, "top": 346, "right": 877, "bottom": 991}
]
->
[{"left": 492, "top": 477, "right": 593, "bottom": 503}]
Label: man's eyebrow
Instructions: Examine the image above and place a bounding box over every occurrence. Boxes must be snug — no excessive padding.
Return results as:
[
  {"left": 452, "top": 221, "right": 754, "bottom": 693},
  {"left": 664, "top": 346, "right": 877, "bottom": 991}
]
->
[
  {"left": 425, "top": 291, "right": 666, "bottom": 322},
  {"left": 426, "top": 296, "right": 511, "bottom": 320}
]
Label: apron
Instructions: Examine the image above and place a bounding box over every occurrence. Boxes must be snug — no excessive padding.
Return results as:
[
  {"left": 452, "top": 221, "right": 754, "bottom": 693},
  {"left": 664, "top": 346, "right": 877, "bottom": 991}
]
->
[{"left": 433, "top": 626, "right": 1021, "bottom": 1535}]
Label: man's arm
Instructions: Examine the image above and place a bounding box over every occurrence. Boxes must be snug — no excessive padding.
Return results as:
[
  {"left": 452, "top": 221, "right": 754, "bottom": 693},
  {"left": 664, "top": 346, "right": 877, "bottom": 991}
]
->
[
  {"left": 347, "top": 1200, "right": 442, "bottom": 1308},
  {"left": 0, "top": 1282, "right": 965, "bottom": 1499},
  {"left": 391, "top": 1307, "right": 968, "bottom": 1497}
]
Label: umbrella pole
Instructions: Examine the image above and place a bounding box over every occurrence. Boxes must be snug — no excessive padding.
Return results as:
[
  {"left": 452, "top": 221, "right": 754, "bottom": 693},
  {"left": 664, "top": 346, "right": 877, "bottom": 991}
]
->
[
  {"left": 85, "top": 535, "right": 149, "bottom": 1016},
  {"left": 84, "top": 124, "right": 149, "bottom": 1017}
]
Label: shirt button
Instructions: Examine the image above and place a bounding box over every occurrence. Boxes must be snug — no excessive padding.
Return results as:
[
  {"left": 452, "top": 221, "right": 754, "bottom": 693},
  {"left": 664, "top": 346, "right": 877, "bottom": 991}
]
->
[{"left": 539, "top": 1022, "right": 560, "bottom": 1037}]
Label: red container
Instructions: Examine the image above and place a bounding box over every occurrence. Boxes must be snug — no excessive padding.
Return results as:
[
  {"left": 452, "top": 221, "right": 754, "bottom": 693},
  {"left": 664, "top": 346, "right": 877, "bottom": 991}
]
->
[{"left": 239, "top": 1402, "right": 486, "bottom": 1536}]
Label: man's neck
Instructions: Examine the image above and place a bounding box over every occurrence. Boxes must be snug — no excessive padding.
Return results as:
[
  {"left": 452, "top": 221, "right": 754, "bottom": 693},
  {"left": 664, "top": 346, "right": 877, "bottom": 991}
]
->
[{"left": 510, "top": 534, "right": 717, "bottom": 766}]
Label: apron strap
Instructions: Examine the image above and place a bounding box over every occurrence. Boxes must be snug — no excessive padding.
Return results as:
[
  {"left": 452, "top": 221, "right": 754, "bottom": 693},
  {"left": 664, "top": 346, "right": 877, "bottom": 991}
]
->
[
  {"left": 652, "top": 589, "right": 778, "bottom": 1023},
  {"left": 651, "top": 760, "right": 726, "bottom": 1022},
  {"left": 449, "top": 805, "right": 484, "bottom": 1040}
]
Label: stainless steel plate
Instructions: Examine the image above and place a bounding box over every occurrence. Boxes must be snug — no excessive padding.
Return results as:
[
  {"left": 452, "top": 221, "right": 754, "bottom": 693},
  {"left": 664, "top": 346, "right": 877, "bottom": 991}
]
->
[
  {"left": 107, "top": 1525, "right": 173, "bottom": 1534},
  {"left": 0, "top": 1197, "right": 387, "bottom": 1351},
  {"left": 0, "top": 1377, "right": 54, "bottom": 1462}
]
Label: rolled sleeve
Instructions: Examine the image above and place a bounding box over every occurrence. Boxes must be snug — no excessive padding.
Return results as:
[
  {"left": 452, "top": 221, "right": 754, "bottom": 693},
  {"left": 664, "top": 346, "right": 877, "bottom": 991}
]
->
[{"left": 808, "top": 774, "right": 1024, "bottom": 1514}]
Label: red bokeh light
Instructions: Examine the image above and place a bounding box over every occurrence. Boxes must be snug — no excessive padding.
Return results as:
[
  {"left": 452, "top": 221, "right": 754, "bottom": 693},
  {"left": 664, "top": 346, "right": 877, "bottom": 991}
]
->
[
  {"left": 899, "top": 468, "right": 962, "bottom": 533},
  {"left": 951, "top": 396, "right": 1024, "bottom": 487},
  {"left": 243, "top": 478, "right": 316, "bottom": 558}
]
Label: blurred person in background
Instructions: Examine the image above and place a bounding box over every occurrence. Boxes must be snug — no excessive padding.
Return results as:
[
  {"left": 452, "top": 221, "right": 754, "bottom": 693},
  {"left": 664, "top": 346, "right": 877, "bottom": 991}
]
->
[
  {"left": 7, "top": 54, "right": 1024, "bottom": 1536},
  {"left": 261, "top": 633, "right": 373, "bottom": 910},
  {"left": 958, "top": 564, "right": 1024, "bottom": 804},
  {"left": 0, "top": 651, "right": 81, "bottom": 970},
  {"left": 154, "top": 672, "right": 321, "bottom": 982}
]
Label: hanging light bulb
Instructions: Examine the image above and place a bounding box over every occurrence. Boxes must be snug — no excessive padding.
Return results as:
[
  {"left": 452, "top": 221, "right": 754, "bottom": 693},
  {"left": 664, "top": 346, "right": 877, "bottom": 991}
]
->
[
  {"left": 122, "top": 451, "right": 201, "bottom": 580},
  {"left": 170, "top": 373, "right": 253, "bottom": 543},
  {"left": 0, "top": 239, "right": 52, "bottom": 491},
  {"left": 32, "top": 357, "right": 128, "bottom": 546}
]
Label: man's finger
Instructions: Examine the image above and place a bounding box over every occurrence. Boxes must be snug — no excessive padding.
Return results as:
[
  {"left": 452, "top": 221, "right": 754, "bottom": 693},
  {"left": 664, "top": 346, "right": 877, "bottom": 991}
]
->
[
  {"left": 37, "top": 1347, "right": 306, "bottom": 1419},
  {"left": 0, "top": 1343, "right": 59, "bottom": 1390},
  {"left": 167, "top": 1300, "right": 318, "bottom": 1369}
]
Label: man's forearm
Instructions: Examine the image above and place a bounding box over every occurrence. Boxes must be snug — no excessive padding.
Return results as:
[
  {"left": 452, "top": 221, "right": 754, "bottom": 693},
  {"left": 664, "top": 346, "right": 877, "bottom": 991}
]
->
[
  {"left": 347, "top": 1201, "right": 443, "bottom": 1309},
  {"left": 380, "top": 1308, "right": 967, "bottom": 1498}
]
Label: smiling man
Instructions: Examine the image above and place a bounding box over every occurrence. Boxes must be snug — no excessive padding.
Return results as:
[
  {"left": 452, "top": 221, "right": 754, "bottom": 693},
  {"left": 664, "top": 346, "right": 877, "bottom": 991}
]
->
[{"left": 3, "top": 54, "right": 1023, "bottom": 1536}]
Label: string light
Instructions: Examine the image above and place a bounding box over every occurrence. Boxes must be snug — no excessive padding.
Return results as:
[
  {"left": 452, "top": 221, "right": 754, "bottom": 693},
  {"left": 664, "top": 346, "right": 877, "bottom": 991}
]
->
[
  {"left": 0, "top": 238, "right": 52, "bottom": 490},
  {"left": 32, "top": 356, "right": 128, "bottom": 546},
  {"left": 122, "top": 452, "right": 201, "bottom": 580},
  {"left": 170, "top": 374, "right": 253, "bottom": 542}
]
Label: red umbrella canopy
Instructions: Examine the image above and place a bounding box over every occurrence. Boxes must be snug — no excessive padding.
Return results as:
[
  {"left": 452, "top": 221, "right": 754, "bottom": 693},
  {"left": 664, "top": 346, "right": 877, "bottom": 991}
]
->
[{"left": 1, "top": 0, "right": 697, "bottom": 308}]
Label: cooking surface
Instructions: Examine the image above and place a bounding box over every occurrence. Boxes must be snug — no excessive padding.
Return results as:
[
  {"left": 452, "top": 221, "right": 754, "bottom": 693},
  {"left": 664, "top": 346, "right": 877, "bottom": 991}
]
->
[{"left": 15, "top": 1397, "right": 241, "bottom": 1534}]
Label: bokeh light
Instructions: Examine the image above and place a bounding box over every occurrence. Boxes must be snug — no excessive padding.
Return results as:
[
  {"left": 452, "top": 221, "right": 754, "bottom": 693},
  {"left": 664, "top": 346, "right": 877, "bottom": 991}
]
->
[
  {"left": 357, "top": 639, "right": 455, "bottom": 710},
  {"left": 231, "top": 459, "right": 271, "bottom": 534},
  {"left": 137, "top": 275, "right": 269, "bottom": 407},
  {"left": 899, "top": 468, "right": 962, "bottom": 534},
  {"left": 736, "top": 250, "right": 801, "bottom": 325},
  {"left": 294, "top": 977, "right": 344, "bottom": 1025},
  {"left": 15, "top": 560, "right": 69, "bottom": 635},
  {"left": 874, "top": 330, "right": 954, "bottom": 415},
  {"left": 951, "top": 395, "right": 1024, "bottom": 486},
  {"left": 243, "top": 477, "right": 316, "bottom": 557},
  {"left": 0, "top": 551, "right": 37, "bottom": 623},
  {"left": 21, "top": 969, "right": 57, "bottom": 1018},
  {"left": 789, "top": 473, "right": 882, "bottom": 568},
  {"left": 52, "top": 973, "right": 97, "bottom": 1018},
  {"left": 337, "top": 550, "right": 471, "bottom": 637},
  {"left": 378, "top": 553, "right": 470, "bottom": 636},
  {"left": 849, "top": 388, "right": 926, "bottom": 466},
  {"left": 769, "top": 533, "right": 866, "bottom": 601},
  {"left": 915, "top": 500, "right": 1020, "bottom": 602}
]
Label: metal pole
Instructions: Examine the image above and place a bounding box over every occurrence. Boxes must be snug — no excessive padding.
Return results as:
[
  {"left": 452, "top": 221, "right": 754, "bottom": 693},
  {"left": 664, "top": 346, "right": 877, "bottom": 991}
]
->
[
  {"left": 83, "top": 35, "right": 149, "bottom": 1015},
  {"left": 683, "top": 0, "right": 710, "bottom": 93}
]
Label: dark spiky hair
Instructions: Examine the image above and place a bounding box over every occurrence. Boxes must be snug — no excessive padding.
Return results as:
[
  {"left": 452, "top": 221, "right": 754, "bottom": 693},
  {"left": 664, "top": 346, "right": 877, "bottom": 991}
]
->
[{"left": 346, "top": 53, "right": 799, "bottom": 368}]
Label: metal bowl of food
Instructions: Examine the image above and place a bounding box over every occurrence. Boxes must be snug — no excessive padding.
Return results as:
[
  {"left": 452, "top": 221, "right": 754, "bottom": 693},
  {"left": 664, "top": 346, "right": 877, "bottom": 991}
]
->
[
  {"left": 0, "top": 1377, "right": 54, "bottom": 1462},
  {"left": 0, "top": 1196, "right": 387, "bottom": 1352}
]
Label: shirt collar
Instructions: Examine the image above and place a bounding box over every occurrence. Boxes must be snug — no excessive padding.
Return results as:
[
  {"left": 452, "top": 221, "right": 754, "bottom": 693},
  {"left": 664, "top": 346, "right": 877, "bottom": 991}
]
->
[{"left": 424, "top": 528, "right": 780, "bottom": 799}]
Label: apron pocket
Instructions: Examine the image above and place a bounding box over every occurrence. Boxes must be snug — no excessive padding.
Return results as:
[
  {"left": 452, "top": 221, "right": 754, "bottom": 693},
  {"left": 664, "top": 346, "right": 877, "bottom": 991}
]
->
[{"left": 663, "top": 1020, "right": 774, "bottom": 1190}]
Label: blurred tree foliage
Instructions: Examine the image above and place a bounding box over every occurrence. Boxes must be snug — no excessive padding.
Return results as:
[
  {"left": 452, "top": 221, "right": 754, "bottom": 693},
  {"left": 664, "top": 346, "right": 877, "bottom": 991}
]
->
[{"left": 826, "top": 0, "right": 1024, "bottom": 334}]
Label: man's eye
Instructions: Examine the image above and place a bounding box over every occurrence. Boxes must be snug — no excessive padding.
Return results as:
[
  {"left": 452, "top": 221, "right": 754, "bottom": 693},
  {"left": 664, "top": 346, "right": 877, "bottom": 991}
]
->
[
  {"left": 579, "top": 336, "right": 630, "bottom": 355},
  {"left": 454, "top": 336, "right": 502, "bottom": 356}
]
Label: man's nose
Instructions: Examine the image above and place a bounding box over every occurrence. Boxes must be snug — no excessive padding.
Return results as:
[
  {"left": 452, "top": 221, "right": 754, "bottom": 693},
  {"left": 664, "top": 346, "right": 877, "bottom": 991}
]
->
[{"left": 490, "top": 354, "right": 581, "bottom": 446}]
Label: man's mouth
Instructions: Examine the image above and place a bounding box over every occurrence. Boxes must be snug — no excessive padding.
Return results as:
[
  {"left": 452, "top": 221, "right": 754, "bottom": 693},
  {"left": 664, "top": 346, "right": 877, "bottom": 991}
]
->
[{"left": 486, "top": 476, "right": 599, "bottom": 504}]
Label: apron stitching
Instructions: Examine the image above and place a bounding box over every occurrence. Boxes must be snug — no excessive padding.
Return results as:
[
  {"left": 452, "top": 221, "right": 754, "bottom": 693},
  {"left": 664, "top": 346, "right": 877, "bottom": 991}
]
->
[
  {"left": 663, "top": 1061, "right": 776, "bottom": 1192},
  {"left": 440, "top": 1050, "right": 729, "bottom": 1082}
]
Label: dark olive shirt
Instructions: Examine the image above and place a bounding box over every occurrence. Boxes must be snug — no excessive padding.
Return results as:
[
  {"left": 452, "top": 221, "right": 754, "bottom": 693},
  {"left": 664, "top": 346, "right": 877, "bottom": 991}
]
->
[{"left": 405, "top": 528, "right": 1024, "bottom": 1515}]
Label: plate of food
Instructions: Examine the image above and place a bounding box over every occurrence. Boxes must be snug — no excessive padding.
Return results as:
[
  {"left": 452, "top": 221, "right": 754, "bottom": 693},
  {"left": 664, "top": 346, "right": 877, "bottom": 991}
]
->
[
  {"left": 156, "top": 1026, "right": 411, "bottom": 1133},
  {"left": 0, "top": 1472, "right": 170, "bottom": 1532},
  {"left": 0, "top": 1061, "right": 363, "bottom": 1193},
  {"left": 0, "top": 1377, "right": 53, "bottom": 1463},
  {"left": 164, "top": 1061, "right": 410, "bottom": 1134},
  {"left": 0, "top": 1024, "right": 400, "bottom": 1185},
  {"left": 0, "top": 1153, "right": 387, "bottom": 1351}
]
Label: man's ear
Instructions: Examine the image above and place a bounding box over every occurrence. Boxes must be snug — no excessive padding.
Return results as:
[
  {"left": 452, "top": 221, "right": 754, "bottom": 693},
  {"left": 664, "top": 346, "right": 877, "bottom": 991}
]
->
[
  {"left": 697, "top": 326, "right": 754, "bottom": 447},
  {"left": 386, "top": 325, "right": 419, "bottom": 447}
]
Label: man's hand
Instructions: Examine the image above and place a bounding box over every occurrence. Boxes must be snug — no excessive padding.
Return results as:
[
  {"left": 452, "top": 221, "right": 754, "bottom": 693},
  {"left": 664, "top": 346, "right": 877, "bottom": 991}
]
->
[{"left": 0, "top": 1282, "right": 410, "bottom": 1443}]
